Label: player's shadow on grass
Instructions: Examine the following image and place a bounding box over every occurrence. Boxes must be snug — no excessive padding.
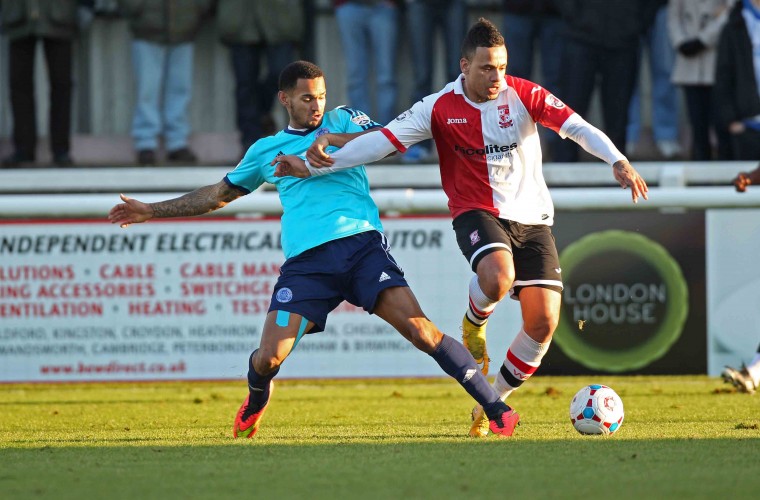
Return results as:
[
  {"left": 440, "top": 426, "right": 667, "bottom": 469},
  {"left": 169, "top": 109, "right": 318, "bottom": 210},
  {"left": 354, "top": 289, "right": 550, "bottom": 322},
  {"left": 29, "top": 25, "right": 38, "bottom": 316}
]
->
[{"left": 1, "top": 439, "right": 760, "bottom": 499}]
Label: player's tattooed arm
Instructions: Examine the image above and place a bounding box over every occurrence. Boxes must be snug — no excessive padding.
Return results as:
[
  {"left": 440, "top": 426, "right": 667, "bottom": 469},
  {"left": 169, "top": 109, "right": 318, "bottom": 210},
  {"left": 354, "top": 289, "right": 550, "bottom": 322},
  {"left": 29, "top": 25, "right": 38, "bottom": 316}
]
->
[
  {"left": 150, "top": 181, "right": 242, "bottom": 218},
  {"left": 612, "top": 160, "right": 649, "bottom": 204},
  {"left": 108, "top": 180, "right": 244, "bottom": 228}
]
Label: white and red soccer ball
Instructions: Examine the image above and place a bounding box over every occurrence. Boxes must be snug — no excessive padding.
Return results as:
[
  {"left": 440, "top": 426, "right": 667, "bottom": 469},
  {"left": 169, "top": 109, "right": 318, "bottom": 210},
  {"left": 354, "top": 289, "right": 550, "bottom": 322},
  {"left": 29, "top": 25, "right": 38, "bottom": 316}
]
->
[{"left": 569, "top": 384, "right": 625, "bottom": 436}]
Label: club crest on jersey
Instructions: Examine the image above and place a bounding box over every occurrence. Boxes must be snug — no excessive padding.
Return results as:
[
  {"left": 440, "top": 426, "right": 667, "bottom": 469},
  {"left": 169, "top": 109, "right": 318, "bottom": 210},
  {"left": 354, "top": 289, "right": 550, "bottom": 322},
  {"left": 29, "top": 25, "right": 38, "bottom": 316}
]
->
[
  {"left": 315, "top": 128, "right": 329, "bottom": 138},
  {"left": 350, "top": 113, "right": 371, "bottom": 126},
  {"left": 469, "top": 230, "right": 480, "bottom": 246},
  {"left": 545, "top": 94, "right": 565, "bottom": 109},
  {"left": 276, "top": 287, "right": 293, "bottom": 303},
  {"left": 498, "top": 105, "right": 513, "bottom": 128}
]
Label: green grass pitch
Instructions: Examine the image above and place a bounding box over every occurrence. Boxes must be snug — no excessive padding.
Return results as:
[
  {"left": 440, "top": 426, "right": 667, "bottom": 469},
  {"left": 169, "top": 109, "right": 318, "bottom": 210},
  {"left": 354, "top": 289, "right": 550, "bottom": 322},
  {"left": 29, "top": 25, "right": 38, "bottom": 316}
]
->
[{"left": 1, "top": 376, "right": 758, "bottom": 499}]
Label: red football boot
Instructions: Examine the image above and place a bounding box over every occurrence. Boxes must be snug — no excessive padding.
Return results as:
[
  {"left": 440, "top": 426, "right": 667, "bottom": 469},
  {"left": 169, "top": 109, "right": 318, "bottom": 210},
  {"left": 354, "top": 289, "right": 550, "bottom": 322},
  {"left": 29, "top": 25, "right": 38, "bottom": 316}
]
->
[
  {"left": 488, "top": 407, "right": 520, "bottom": 437},
  {"left": 233, "top": 382, "right": 273, "bottom": 439}
]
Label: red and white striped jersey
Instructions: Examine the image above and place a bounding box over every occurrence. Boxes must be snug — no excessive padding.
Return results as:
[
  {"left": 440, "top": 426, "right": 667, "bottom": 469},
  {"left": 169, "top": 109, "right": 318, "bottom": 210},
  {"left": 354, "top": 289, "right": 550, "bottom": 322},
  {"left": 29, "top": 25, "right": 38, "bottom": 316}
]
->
[{"left": 382, "top": 75, "right": 575, "bottom": 226}]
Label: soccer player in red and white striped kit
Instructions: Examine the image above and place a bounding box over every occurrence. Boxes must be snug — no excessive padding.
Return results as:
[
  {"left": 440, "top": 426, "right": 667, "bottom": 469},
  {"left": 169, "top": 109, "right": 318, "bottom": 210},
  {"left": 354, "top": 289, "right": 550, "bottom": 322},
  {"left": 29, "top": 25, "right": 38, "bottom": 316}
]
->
[{"left": 273, "top": 18, "right": 649, "bottom": 436}]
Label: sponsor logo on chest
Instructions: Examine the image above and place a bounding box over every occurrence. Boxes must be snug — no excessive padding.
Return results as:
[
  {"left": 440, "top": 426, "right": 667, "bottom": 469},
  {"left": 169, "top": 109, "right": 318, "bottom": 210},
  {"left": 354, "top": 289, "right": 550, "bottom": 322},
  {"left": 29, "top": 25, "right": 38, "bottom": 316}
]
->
[{"left": 455, "top": 143, "right": 517, "bottom": 156}]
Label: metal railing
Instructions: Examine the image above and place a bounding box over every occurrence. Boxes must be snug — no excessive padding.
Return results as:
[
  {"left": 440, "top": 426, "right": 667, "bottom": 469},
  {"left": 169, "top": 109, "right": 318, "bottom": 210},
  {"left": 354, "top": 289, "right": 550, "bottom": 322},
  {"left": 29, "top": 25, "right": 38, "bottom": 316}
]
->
[{"left": 1, "top": 161, "right": 758, "bottom": 218}]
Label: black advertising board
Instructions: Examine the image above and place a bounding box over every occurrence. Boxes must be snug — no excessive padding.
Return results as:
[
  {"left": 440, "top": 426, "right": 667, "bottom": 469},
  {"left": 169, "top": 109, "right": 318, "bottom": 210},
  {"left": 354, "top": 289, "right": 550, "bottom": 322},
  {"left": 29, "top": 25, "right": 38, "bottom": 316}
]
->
[{"left": 542, "top": 210, "right": 706, "bottom": 375}]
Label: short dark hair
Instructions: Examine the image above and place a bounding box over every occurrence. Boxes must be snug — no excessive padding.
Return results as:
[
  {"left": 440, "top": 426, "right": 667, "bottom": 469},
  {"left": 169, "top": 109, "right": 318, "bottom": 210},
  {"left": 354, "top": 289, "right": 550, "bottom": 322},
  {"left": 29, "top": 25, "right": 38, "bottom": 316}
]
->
[
  {"left": 461, "top": 18, "right": 505, "bottom": 60},
  {"left": 279, "top": 61, "right": 324, "bottom": 91}
]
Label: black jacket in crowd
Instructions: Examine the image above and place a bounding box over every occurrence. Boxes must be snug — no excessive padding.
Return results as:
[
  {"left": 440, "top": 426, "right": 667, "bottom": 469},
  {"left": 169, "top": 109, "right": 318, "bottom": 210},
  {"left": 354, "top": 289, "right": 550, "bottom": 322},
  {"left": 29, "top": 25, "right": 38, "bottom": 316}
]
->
[
  {"left": 714, "top": 0, "right": 760, "bottom": 129},
  {"left": 502, "top": 0, "right": 559, "bottom": 17},
  {"left": 556, "top": 0, "right": 661, "bottom": 50}
]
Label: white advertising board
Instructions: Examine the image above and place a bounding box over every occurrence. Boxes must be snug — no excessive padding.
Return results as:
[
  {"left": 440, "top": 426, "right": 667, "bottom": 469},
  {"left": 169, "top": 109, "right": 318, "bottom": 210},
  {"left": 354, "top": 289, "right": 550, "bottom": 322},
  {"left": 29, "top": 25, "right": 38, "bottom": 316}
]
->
[
  {"left": 0, "top": 218, "right": 521, "bottom": 382},
  {"left": 706, "top": 209, "right": 760, "bottom": 376}
]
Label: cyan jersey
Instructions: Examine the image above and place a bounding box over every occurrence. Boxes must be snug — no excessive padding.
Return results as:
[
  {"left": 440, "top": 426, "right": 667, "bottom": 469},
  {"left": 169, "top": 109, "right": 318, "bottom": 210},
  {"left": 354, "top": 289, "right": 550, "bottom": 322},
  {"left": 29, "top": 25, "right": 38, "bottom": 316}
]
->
[{"left": 224, "top": 106, "right": 383, "bottom": 259}]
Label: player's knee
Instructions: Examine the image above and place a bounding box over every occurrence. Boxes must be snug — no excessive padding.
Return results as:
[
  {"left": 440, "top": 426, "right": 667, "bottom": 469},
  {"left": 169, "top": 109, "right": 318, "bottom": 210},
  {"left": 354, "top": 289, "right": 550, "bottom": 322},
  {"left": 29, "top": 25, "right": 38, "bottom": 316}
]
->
[
  {"left": 524, "top": 312, "right": 559, "bottom": 340},
  {"left": 479, "top": 269, "right": 513, "bottom": 301},
  {"left": 406, "top": 319, "right": 441, "bottom": 354},
  {"left": 252, "top": 351, "right": 282, "bottom": 375}
]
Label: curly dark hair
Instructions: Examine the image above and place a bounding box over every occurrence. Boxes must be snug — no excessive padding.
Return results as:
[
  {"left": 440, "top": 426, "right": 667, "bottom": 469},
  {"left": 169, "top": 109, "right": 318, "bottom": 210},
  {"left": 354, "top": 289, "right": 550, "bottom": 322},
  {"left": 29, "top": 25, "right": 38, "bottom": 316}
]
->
[
  {"left": 461, "top": 18, "right": 505, "bottom": 60},
  {"left": 279, "top": 61, "right": 324, "bottom": 91}
]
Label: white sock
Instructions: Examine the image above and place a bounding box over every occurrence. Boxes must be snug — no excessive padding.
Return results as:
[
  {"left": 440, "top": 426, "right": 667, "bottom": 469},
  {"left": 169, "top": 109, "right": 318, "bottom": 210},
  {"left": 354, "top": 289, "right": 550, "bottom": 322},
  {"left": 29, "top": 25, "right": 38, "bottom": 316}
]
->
[
  {"left": 465, "top": 275, "right": 498, "bottom": 325},
  {"left": 493, "top": 328, "right": 550, "bottom": 400}
]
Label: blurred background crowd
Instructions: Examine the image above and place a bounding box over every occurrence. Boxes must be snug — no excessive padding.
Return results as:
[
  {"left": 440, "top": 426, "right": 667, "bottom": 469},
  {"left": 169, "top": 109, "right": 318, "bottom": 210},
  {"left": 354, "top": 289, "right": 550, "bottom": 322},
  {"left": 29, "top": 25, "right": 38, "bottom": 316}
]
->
[{"left": 0, "top": 0, "right": 758, "bottom": 168}]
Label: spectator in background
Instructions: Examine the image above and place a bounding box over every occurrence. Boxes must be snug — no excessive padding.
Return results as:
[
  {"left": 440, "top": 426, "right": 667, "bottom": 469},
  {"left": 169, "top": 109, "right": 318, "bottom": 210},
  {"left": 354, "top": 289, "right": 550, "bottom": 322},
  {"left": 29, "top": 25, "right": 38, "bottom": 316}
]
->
[
  {"left": 627, "top": 0, "right": 682, "bottom": 160},
  {"left": 0, "top": 0, "right": 90, "bottom": 168},
  {"left": 402, "top": 0, "right": 467, "bottom": 163},
  {"left": 553, "top": 0, "right": 659, "bottom": 162},
  {"left": 334, "top": 0, "right": 399, "bottom": 127},
  {"left": 501, "top": 0, "right": 563, "bottom": 160},
  {"left": 715, "top": 0, "right": 760, "bottom": 161},
  {"left": 668, "top": 0, "right": 733, "bottom": 161},
  {"left": 119, "top": 0, "right": 212, "bottom": 166},
  {"left": 217, "top": 0, "right": 304, "bottom": 153},
  {"left": 300, "top": 0, "right": 317, "bottom": 63}
]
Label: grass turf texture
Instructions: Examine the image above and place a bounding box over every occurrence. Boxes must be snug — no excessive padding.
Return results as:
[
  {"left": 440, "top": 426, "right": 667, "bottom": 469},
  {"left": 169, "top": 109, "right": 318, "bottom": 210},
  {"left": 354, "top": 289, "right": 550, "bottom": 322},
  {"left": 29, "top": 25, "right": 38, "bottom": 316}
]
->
[{"left": 1, "top": 376, "right": 758, "bottom": 499}]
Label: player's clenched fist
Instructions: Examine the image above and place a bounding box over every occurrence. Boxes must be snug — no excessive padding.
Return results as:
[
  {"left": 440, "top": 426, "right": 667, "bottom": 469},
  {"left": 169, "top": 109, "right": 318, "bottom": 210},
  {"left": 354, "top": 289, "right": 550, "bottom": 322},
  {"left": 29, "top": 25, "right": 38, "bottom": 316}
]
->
[
  {"left": 733, "top": 165, "right": 760, "bottom": 193},
  {"left": 306, "top": 135, "right": 335, "bottom": 168},
  {"left": 734, "top": 172, "right": 752, "bottom": 192}
]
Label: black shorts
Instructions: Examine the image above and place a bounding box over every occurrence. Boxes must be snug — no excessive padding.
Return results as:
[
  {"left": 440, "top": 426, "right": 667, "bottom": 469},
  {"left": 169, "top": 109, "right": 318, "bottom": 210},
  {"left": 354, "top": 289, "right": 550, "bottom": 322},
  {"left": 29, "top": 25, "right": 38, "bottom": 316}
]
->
[{"left": 452, "top": 210, "right": 563, "bottom": 297}]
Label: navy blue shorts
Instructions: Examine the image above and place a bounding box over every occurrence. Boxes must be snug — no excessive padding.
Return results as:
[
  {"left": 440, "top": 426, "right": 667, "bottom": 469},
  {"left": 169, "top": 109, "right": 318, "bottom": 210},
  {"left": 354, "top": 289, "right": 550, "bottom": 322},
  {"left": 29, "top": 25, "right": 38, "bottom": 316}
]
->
[{"left": 268, "top": 231, "right": 407, "bottom": 333}]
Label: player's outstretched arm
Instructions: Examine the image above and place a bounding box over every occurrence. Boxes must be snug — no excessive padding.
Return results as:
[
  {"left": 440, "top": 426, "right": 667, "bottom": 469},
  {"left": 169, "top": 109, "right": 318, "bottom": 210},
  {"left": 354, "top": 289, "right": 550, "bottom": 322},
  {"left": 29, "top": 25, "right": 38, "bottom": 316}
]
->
[
  {"left": 733, "top": 164, "right": 760, "bottom": 193},
  {"left": 108, "top": 180, "right": 244, "bottom": 228},
  {"left": 306, "top": 131, "right": 376, "bottom": 167},
  {"left": 612, "top": 160, "right": 649, "bottom": 204},
  {"left": 562, "top": 115, "right": 648, "bottom": 203},
  {"left": 274, "top": 130, "right": 398, "bottom": 179}
]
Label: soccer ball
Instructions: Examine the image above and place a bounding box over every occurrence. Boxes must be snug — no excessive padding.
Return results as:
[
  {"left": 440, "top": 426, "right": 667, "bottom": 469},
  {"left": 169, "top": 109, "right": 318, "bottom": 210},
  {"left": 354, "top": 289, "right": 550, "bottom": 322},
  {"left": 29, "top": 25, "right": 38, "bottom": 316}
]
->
[{"left": 569, "top": 384, "right": 624, "bottom": 435}]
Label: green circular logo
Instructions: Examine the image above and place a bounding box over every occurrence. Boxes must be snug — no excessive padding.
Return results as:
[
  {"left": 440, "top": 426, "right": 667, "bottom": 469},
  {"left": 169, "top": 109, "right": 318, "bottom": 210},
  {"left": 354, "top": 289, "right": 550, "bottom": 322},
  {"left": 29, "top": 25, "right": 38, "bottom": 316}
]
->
[{"left": 555, "top": 230, "right": 688, "bottom": 372}]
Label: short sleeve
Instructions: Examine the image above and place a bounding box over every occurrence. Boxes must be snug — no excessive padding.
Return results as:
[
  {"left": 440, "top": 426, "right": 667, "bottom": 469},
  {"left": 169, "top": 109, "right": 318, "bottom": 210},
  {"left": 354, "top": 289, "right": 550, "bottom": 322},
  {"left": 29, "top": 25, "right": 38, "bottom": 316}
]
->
[
  {"left": 223, "top": 144, "right": 268, "bottom": 194},
  {"left": 336, "top": 106, "right": 382, "bottom": 133}
]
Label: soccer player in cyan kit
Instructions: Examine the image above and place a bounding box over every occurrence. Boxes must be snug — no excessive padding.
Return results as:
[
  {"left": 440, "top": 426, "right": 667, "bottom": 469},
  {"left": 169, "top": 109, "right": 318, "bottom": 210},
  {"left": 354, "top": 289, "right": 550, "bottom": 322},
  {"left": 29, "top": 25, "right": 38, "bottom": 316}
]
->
[
  {"left": 108, "top": 61, "right": 521, "bottom": 438},
  {"left": 273, "top": 20, "right": 649, "bottom": 437}
]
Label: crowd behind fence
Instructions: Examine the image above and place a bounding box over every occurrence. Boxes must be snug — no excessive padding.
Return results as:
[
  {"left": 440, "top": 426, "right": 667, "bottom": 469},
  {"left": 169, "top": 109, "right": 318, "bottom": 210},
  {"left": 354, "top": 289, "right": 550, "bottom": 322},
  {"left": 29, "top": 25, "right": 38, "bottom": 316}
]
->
[{"left": 0, "top": 0, "right": 758, "bottom": 169}]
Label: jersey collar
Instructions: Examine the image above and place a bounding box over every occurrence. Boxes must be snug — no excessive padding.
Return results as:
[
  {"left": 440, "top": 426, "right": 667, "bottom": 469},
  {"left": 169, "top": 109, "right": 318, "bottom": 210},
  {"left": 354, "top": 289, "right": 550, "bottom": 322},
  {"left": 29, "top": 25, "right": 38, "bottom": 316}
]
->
[{"left": 455, "top": 74, "right": 507, "bottom": 107}]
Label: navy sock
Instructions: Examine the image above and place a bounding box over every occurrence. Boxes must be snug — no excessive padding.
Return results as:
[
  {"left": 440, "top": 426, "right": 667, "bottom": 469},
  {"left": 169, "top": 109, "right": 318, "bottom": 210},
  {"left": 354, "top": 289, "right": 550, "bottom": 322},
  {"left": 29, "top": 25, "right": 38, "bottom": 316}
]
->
[
  {"left": 429, "top": 335, "right": 508, "bottom": 419},
  {"left": 246, "top": 350, "right": 279, "bottom": 412}
]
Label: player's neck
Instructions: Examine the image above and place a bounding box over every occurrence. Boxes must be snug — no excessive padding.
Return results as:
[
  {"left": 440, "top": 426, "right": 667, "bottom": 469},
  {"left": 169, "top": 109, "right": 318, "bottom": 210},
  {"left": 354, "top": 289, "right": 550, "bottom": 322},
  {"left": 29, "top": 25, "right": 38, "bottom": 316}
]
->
[
  {"left": 461, "top": 80, "right": 488, "bottom": 104},
  {"left": 288, "top": 119, "right": 323, "bottom": 131}
]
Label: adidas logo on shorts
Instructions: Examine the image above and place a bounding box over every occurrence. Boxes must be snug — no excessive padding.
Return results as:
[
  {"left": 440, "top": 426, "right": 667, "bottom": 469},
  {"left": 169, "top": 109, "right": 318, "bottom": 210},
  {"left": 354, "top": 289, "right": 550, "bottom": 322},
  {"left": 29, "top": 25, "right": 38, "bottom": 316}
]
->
[{"left": 379, "top": 272, "right": 390, "bottom": 282}]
